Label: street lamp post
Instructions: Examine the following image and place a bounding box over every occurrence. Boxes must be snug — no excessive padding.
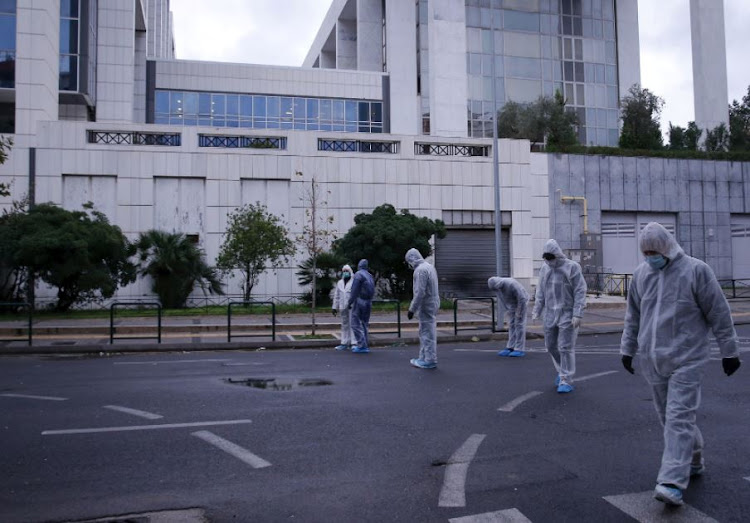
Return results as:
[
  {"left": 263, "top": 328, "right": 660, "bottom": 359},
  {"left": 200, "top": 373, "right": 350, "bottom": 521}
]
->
[{"left": 490, "top": 8, "right": 503, "bottom": 278}]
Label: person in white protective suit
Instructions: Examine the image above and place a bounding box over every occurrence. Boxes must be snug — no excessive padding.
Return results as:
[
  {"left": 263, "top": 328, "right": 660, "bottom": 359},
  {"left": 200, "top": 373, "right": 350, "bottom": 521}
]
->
[
  {"left": 488, "top": 277, "right": 530, "bottom": 357},
  {"left": 406, "top": 248, "right": 440, "bottom": 369},
  {"left": 620, "top": 222, "right": 741, "bottom": 507},
  {"left": 531, "top": 239, "right": 587, "bottom": 393},
  {"left": 331, "top": 264, "right": 354, "bottom": 351}
]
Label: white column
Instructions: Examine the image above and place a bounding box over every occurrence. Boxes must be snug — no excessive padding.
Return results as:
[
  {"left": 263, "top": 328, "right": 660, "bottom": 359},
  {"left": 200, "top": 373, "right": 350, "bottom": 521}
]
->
[
  {"left": 336, "top": 18, "right": 357, "bottom": 70},
  {"left": 427, "top": 0, "right": 468, "bottom": 137},
  {"left": 96, "top": 0, "right": 135, "bottom": 122},
  {"left": 690, "top": 0, "right": 729, "bottom": 133},
  {"left": 14, "top": 0, "right": 60, "bottom": 148},
  {"left": 385, "top": 0, "right": 418, "bottom": 135},
  {"left": 615, "top": 0, "right": 640, "bottom": 99},
  {"left": 133, "top": 30, "right": 147, "bottom": 123},
  {"left": 357, "top": 0, "right": 383, "bottom": 72}
]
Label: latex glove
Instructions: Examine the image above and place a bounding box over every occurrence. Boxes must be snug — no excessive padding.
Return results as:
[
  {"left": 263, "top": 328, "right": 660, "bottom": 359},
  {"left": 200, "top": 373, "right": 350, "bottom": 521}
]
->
[
  {"left": 407, "top": 310, "right": 414, "bottom": 320},
  {"left": 571, "top": 317, "right": 581, "bottom": 329},
  {"left": 621, "top": 355, "right": 635, "bottom": 374},
  {"left": 332, "top": 309, "right": 338, "bottom": 317},
  {"left": 722, "top": 357, "right": 741, "bottom": 376}
]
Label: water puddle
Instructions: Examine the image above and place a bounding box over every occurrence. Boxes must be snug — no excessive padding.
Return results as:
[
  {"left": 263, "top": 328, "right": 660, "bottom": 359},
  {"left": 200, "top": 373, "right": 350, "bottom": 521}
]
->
[{"left": 225, "top": 377, "right": 332, "bottom": 391}]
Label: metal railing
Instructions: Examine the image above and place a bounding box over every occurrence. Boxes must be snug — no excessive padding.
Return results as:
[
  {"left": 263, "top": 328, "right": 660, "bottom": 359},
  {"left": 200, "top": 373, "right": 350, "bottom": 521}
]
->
[
  {"left": 110, "top": 302, "right": 162, "bottom": 344},
  {"left": 227, "top": 301, "right": 276, "bottom": 342},
  {"left": 371, "top": 299, "right": 401, "bottom": 338},
  {"left": 88, "top": 130, "right": 181, "bottom": 146},
  {"left": 198, "top": 134, "right": 287, "bottom": 149},
  {"left": 318, "top": 139, "right": 400, "bottom": 154},
  {"left": 719, "top": 279, "right": 750, "bottom": 299},
  {"left": 0, "top": 302, "right": 32, "bottom": 346},
  {"left": 453, "top": 297, "right": 497, "bottom": 335},
  {"left": 414, "top": 142, "right": 490, "bottom": 157},
  {"left": 584, "top": 272, "right": 631, "bottom": 297}
]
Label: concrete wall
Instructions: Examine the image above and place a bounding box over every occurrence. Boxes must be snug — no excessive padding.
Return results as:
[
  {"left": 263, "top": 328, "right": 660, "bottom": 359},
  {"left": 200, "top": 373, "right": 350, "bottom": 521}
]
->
[
  {"left": 96, "top": 0, "right": 136, "bottom": 123},
  {"left": 18, "top": 121, "right": 543, "bottom": 301},
  {"left": 385, "top": 0, "right": 418, "bottom": 135},
  {"left": 547, "top": 153, "right": 750, "bottom": 279},
  {"left": 615, "top": 0, "right": 641, "bottom": 98}
]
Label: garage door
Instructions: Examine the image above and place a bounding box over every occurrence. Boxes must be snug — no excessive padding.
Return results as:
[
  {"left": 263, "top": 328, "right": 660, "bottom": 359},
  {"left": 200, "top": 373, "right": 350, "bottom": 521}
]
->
[
  {"left": 601, "top": 212, "right": 676, "bottom": 274},
  {"left": 731, "top": 215, "right": 750, "bottom": 279},
  {"left": 435, "top": 228, "right": 510, "bottom": 297}
]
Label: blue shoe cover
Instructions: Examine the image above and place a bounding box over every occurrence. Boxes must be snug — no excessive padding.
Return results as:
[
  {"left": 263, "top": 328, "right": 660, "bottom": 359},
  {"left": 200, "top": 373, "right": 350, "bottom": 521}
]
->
[
  {"left": 410, "top": 358, "right": 437, "bottom": 369},
  {"left": 508, "top": 350, "right": 525, "bottom": 357},
  {"left": 335, "top": 345, "right": 348, "bottom": 351},
  {"left": 557, "top": 382, "right": 574, "bottom": 393},
  {"left": 352, "top": 346, "right": 370, "bottom": 353},
  {"left": 654, "top": 484, "right": 683, "bottom": 506},
  {"left": 498, "top": 348, "right": 512, "bottom": 357}
]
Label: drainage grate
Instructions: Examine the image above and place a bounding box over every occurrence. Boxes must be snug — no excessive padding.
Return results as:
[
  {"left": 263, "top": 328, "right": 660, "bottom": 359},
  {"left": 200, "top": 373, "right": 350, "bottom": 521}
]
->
[{"left": 225, "top": 377, "right": 332, "bottom": 391}]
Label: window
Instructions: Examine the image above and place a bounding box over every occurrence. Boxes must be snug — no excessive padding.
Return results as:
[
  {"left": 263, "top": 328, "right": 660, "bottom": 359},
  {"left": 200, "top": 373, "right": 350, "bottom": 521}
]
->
[
  {"left": 0, "top": 0, "right": 15, "bottom": 89},
  {"left": 59, "top": 0, "right": 80, "bottom": 91},
  {"left": 503, "top": 10, "right": 539, "bottom": 32}
]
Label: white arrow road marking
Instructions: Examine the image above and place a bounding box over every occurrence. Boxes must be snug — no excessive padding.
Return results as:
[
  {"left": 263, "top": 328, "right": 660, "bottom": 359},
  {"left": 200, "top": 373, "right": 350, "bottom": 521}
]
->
[
  {"left": 575, "top": 370, "right": 619, "bottom": 382},
  {"left": 449, "top": 508, "right": 533, "bottom": 523},
  {"left": 1, "top": 393, "right": 68, "bottom": 401},
  {"left": 604, "top": 491, "right": 719, "bottom": 522},
  {"left": 192, "top": 430, "right": 271, "bottom": 469},
  {"left": 438, "top": 433, "right": 486, "bottom": 508},
  {"left": 497, "top": 391, "right": 543, "bottom": 412},
  {"left": 103, "top": 405, "right": 163, "bottom": 420},
  {"left": 42, "top": 419, "right": 252, "bottom": 435},
  {"left": 113, "top": 359, "right": 230, "bottom": 365}
]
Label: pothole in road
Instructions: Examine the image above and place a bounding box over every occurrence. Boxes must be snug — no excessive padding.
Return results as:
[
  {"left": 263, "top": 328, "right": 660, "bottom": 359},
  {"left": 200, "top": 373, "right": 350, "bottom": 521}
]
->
[{"left": 225, "top": 377, "right": 333, "bottom": 391}]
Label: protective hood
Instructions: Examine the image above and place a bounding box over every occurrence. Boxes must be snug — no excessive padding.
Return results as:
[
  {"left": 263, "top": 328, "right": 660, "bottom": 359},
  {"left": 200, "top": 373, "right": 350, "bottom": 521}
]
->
[
  {"left": 487, "top": 277, "right": 504, "bottom": 291},
  {"left": 639, "top": 222, "right": 684, "bottom": 259},
  {"left": 357, "top": 259, "right": 369, "bottom": 271},
  {"left": 405, "top": 248, "right": 424, "bottom": 269},
  {"left": 543, "top": 239, "right": 566, "bottom": 259},
  {"left": 341, "top": 264, "right": 352, "bottom": 276}
]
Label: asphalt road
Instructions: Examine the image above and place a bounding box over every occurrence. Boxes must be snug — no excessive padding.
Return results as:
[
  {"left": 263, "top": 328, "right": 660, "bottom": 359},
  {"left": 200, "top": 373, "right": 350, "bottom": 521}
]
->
[{"left": 1, "top": 329, "right": 749, "bottom": 523}]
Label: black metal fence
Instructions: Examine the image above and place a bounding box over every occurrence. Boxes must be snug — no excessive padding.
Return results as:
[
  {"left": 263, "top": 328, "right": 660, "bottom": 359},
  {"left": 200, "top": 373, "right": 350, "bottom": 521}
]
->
[
  {"left": 719, "top": 279, "right": 750, "bottom": 299},
  {"left": 371, "top": 299, "right": 401, "bottom": 338},
  {"left": 109, "top": 302, "right": 162, "bottom": 344},
  {"left": 318, "top": 139, "right": 400, "bottom": 154},
  {"left": 584, "top": 272, "right": 631, "bottom": 297},
  {"left": 227, "top": 301, "right": 276, "bottom": 342},
  {"left": 0, "top": 302, "right": 32, "bottom": 346},
  {"left": 198, "top": 134, "right": 287, "bottom": 149},
  {"left": 453, "top": 297, "right": 497, "bottom": 335},
  {"left": 88, "top": 130, "right": 181, "bottom": 146},
  {"left": 414, "top": 142, "right": 490, "bottom": 157}
]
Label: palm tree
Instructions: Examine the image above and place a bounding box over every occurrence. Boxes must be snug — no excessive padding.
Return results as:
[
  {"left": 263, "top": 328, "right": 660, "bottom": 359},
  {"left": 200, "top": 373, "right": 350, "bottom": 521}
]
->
[{"left": 135, "top": 230, "right": 223, "bottom": 309}]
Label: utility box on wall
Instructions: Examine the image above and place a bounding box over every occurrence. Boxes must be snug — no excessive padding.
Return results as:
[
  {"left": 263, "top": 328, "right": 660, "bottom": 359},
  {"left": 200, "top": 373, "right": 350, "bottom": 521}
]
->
[{"left": 565, "top": 233, "right": 602, "bottom": 273}]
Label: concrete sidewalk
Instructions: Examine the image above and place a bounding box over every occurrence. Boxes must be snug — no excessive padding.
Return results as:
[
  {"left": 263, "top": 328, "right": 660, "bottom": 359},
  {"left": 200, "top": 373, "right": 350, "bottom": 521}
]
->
[{"left": 2, "top": 295, "right": 749, "bottom": 355}]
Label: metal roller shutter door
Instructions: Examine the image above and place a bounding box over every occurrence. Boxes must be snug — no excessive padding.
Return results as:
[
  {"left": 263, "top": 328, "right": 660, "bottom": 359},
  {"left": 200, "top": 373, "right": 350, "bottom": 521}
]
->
[
  {"left": 601, "top": 212, "right": 675, "bottom": 274},
  {"left": 435, "top": 228, "right": 510, "bottom": 297},
  {"left": 731, "top": 215, "right": 750, "bottom": 279}
]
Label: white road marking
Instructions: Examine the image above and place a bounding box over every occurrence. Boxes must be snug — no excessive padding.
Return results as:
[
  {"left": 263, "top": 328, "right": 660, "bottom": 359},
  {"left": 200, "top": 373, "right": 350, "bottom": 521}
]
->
[
  {"left": 42, "top": 419, "right": 252, "bottom": 435},
  {"left": 604, "top": 491, "right": 719, "bottom": 522},
  {"left": 575, "top": 370, "right": 618, "bottom": 382},
  {"left": 113, "top": 359, "right": 230, "bottom": 365},
  {"left": 1, "top": 393, "right": 68, "bottom": 401},
  {"left": 438, "top": 433, "right": 486, "bottom": 508},
  {"left": 449, "top": 508, "right": 533, "bottom": 523},
  {"left": 497, "top": 391, "right": 543, "bottom": 412},
  {"left": 103, "top": 405, "right": 163, "bottom": 420},
  {"left": 192, "top": 430, "right": 271, "bottom": 469},
  {"left": 745, "top": 476, "right": 750, "bottom": 482}
]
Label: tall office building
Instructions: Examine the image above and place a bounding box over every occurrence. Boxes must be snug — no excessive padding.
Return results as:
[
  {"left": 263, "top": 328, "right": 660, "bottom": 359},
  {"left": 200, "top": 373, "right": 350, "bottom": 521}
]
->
[{"left": 305, "top": 0, "right": 641, "bottom": 146}]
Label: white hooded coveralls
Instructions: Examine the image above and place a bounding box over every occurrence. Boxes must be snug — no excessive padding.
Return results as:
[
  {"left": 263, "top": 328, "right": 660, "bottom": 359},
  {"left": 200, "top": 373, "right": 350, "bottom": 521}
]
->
[
  {"left": 332, "top": 264, "right": 354, "bottom": 347},
  {"left": 532, "top": 239, "right": 587, "bottom": 382},
  {"left": 488, "top": 277, "right": 530, "bottom": 351},
  {"left": 406, "top": 248, "right": 440, "bottom": 364},
  {"left": 620, "top": 222, "right": 739, "bottom": 490}
]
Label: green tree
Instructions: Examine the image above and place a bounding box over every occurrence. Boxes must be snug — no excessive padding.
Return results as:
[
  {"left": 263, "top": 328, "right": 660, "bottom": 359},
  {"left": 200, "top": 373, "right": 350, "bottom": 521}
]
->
[
  {"left": 0, "top": 136, "right": 11, "bottom": 198},
  {"left": 729, "top": 85, "right": 750, "bottom": 151},
  {"left": 10, "top": 203, "right": 137, "bottom": 311},
  {"left": 497, "top": 93, "right": 577, "bottom": 147},
  {"left": 497, "top": 101, "right": 523, "bottom": 139},
  {"left": 668, "top": 123, "right": 686, "bottom": 150},
  {"left": 705, "top": 122, "right": 730, "bottom": 152},
  {"left": 296, "top": 251, "right": 346, "bottom": 307},
  {"left": 136, "top": 230, "right": 223, "bottom": 309},
  {"left": 216, "top": 203, "right": 295, "bottom": 302},
  {"left": 544, "top": 90, "right": 579, "bottom": 147},
  {"left": 619, "top": 84, "right": 664, "bottom": 150},
  {"left": 333, "top": 204, "right": 446, "bottom": 300},
  {"left": 0, "top": 200, "right": 29, "bottom": 302},
  {"left": 684, "top": 121, "right": 703, "bottom": 151}
]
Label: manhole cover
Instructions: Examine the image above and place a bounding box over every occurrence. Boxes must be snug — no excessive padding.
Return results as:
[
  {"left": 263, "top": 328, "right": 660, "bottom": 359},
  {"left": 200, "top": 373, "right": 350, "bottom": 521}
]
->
[{"left": 225, "top": 377, "right": 332, "bottom": 391}]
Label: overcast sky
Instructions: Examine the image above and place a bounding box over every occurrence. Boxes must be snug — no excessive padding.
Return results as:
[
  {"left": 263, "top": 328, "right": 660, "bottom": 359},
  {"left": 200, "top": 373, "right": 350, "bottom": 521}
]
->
[{"left": 171, "top": 0, "right": 750, "bottom": 136}]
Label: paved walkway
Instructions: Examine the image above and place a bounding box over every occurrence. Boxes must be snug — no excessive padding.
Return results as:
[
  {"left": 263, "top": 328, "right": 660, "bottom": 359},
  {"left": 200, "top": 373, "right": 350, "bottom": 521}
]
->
[{"left": 2, "top": 295, "right": 750, "bottom": 354}]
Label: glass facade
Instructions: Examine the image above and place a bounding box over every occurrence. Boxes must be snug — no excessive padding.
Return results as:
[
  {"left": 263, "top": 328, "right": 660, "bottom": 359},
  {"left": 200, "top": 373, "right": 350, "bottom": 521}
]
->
[
  {"left": 417, "top": 0, "right": 430, "bottom": 134},
  {"left": 465, "top": 0, "right": 620, "bottom": 146},
  {"left": 0, "top": 0, "right": 15, "bottom": 89},
  {"left": 60, "top": 0, "right": 79, "bottom": 91},
  {"left": 154, "top": 90, "right": 383, "bottom": 133}
]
